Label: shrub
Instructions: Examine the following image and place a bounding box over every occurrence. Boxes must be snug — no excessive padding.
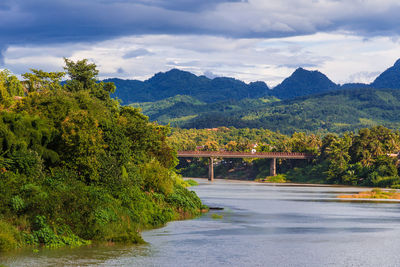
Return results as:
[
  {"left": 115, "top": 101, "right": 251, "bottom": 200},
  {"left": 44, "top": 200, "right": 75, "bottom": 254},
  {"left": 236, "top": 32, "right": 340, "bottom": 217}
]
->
[
  {"left": 185, "top": 179, "right": 199, "bottom": 187},
  {"left": 140, "top": 160, "right": 174, "bottom": 195},
  {"left": 0, "top": 220, "right": 21, "bottom": 252}
]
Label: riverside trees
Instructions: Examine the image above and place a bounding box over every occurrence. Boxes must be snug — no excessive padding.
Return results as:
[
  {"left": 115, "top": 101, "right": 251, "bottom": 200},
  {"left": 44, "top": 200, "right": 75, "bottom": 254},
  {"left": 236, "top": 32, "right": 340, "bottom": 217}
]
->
[
  {"left": 0, "top": 59, "right": 203, "bottom": 252},
  {"left": 171, "top": 126, "right": 400, "bottom": 186}
]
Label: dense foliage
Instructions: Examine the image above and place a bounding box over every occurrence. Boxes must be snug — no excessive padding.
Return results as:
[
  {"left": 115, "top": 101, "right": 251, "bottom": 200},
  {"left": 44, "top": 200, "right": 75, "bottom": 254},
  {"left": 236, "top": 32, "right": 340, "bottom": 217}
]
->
[
  {"left": 136, "top": 88, "right": 400, "bottom": 134},
  {"left": 0, "top": 60, "right": 203, "bottom": 252},
  {"left": 171, "top": 126, "right": 400, "bottom": 187},
  {"left": 169, "top": 126, "right": 286, "bottom": 151}
]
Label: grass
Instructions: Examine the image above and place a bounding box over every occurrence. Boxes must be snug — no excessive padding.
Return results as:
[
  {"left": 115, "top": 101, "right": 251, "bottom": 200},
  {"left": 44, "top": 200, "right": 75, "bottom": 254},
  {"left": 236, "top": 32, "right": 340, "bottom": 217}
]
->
[
  {"left": 211, "top": 214, "right": 223, "bottom": 219},
  {"left": 255, "top": 174, "right": 287, "bottom": 183},
  {"left": 338, "top": 188, "right": 400, "bottom": 199}
]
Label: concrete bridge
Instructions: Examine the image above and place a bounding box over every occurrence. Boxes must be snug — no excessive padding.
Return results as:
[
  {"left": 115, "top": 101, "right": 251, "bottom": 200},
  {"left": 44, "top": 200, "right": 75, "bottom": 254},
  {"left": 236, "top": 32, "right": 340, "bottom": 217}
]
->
[{"left": 177, "top": 151, "right": 314, "bottom": 181}]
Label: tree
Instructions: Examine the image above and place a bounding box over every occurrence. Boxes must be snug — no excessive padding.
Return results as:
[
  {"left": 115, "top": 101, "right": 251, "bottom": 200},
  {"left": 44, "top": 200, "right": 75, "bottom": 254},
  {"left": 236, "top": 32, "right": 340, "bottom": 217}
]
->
[
  {"left": 22, "top": 69, "right": 65, "bottom": 92},
  {"left": 0, "top": 70, "right": 24, "bottom": 104},
  {"left": 349, "top": 126, "right": 400, "bottom": 167}
]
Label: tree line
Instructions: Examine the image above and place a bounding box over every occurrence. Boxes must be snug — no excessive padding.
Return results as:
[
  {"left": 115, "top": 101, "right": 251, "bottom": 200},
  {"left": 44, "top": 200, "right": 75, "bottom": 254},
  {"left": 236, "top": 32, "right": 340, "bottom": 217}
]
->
[
  {"left": 171, "top": 126, "right": 400, "bottom": 186},
  {"left": 0, "top": 59, "right": 204, "bottom": 252}
]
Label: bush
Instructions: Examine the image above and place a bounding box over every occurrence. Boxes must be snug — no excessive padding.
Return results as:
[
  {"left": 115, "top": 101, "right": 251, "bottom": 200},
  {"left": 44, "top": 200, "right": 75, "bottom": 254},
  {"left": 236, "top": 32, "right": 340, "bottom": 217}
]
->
[
  {"left": 185, "top": 179, "right": 199, "bottom": 187},
  {"left": 0, "top": 220, "right": 21, "bottom": 252},
  {"left": 256, "top": 174, "right": 287, "bottom": 183},
  {"left": 370, "top": 176, "right": 400, "bottom": 188},
  {"left": 0, "top": 60, "right": 204, "bottom": 252},
  {"left": 140, "top": 160, "right": 174, "bottom": 195},
  {"left": 166, "top": 185, "right": 202, "bottom": 216}
]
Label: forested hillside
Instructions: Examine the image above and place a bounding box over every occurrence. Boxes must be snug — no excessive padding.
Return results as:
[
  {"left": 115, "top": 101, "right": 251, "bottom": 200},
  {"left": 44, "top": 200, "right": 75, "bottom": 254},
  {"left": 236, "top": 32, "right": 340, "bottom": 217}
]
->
[
  {"left": 130, "top": 95, "right": 279, "bottom": 125},
  {"left": 134, "top": 88, "right": 400, "bottom": 134},
  {"left": 108, "top": 69, "right": 270, "bottom": 104},
  {"left": 0, "top": 60, "right": 203, "bottom": 252},
  {"left": 107, "top": 59, "right": 400, "bottom": 134},
  {"left": 109, "top": 59, "right": 400, "bottom": 106}
]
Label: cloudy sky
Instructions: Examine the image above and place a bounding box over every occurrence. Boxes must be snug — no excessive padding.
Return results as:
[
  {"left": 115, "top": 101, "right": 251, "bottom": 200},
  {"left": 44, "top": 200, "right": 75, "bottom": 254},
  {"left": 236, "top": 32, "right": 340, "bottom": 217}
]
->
[{"left": 1, "top": 0, "right": 400, "bottom": 87}]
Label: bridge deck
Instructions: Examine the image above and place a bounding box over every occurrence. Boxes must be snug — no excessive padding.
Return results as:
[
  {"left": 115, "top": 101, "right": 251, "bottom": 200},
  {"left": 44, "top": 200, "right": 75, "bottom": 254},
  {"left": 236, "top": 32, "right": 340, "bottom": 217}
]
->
[{"left": 177, "top": 151, "right": 313, "bottom": 159}]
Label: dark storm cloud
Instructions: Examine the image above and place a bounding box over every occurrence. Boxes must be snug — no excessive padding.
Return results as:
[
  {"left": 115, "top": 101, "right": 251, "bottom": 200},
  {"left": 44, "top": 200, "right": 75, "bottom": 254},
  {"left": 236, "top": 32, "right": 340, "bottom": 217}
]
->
[
  {"left": 134, "top": 0, "right": 247, "bottom": 12},
  {"left": 0, "top": 0, "right": 249, "bottom": 48},
  {"left": 2, "top": 0, "right": 400, "bottom": 65}
]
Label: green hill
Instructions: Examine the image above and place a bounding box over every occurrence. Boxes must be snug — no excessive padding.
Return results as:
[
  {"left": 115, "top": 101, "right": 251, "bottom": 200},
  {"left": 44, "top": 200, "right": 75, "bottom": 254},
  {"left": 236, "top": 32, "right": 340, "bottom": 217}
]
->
[
  {"left": 135, "top": 88, "right": 400, "bottom": 134},
  {"left": 134, "top": 95, "right": 279, "bottom": 126}
]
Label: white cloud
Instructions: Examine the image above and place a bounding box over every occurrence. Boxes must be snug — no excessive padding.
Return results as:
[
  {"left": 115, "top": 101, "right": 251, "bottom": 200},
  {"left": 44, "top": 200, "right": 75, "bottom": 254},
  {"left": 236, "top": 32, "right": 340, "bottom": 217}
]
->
[{"left": 3, "top": 32, "right": 400, "bottom": 87}]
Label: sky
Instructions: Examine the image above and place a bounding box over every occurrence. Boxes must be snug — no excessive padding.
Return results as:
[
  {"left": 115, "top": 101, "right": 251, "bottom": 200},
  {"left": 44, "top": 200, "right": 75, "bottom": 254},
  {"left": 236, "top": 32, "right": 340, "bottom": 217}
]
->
[{"left": 1, "top": 0, "right": 400, "bottom": 87}]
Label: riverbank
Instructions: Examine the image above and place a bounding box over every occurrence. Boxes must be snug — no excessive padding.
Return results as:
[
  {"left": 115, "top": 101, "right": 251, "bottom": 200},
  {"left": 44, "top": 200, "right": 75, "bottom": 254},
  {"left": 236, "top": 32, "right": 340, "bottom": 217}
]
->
[
  {"left": 0, "top": 181, "right": 205, "bottom": 253},
  {"left": 0, "top": 60, "right": 207, "bottom": 254},
  {"left": 338, "top": 188, "right": 400, "bottom": 200},
  {"left": 4, "top": 181, "right": 400, "bottom": 266},
  {"left": 184, "top": 177, "right": 373, "bottom": 188}
]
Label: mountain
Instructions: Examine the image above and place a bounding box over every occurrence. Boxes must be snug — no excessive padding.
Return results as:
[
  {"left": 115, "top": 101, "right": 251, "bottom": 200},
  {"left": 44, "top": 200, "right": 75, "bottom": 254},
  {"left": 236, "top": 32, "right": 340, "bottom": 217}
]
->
[
  {"left": 111, "top": 59, "right": 400, "bottom": 134},
  {"left": 107, "top": 69, "right": 270, "bottom": 104},
  {"left": 371, "top": 59, "right": 400, "bottom": 89},
  {"left": 271, "top": 68, "right": 339, "bottom": 99},
  {"left": 107, "top": 59, "right": 400, "bottom": 105}
]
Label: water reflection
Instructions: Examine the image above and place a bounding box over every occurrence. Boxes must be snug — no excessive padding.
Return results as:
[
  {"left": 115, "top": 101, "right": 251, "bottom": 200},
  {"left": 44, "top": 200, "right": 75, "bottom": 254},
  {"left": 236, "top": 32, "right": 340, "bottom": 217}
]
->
[{"left": 2, "top": 179, "right": 400, "bottom": 266}]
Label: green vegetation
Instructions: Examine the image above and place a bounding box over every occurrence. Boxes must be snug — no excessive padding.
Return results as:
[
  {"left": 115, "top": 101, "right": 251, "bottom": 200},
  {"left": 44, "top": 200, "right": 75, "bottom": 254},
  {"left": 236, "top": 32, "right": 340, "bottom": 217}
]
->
[
  {"left": 0, "top": 60, "right": 204, "bottom": 252},
  {"left": 133, "top": 95, "right": 279, "bottom": 126},
  {"left": 184, "top": 179, "right": 199, "bottom": 187},
  {"left": 256, "top": 174, "right": 288, "bottom": 183},
  {"left": 171, "top": 128, "right": 319, "bottom": 179},
  {"left": 172, "top": 126, "right": 400, "bottom": 187},
  {"left": 169, "top": 127, "right": 285, "bottom": 151},
  {"left": 211, "top": 214, "right": 223, "bottom": 219},
  {"left": 338, "top": 188, "right": 400, "bottom": 200},
  {"left": 142, "top": 88, "right": 400, "bottom": 134},
  {"left": 109, "top": 59, "right": 400, "bottom": 135}
]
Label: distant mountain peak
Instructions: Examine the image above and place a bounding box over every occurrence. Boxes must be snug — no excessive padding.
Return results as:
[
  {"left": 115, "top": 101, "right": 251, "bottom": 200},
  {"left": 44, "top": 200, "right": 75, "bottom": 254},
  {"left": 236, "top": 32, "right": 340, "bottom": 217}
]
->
[
  {"left": 272, "top": 67, "right": 338, "bottom": 99},
  {"left": 150, "top": 68, "right": 198, "bottom": 81},
  {"left": 394, "top": 58, "right": 400, "bottom": 67},
  {"left": 294, "top": 67, "right": 306, "bottom": 72},
  {"left": 371, "top": 59, "right": 400, "bottom": 89},
  {"left": 110, "top": 68, "right": 270, "bottom": 104}
]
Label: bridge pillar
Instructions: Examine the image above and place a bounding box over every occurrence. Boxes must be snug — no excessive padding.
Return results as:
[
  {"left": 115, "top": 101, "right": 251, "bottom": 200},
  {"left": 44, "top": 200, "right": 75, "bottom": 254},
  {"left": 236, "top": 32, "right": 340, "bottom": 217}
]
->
[
  {"left": 270, "top": 158, "right": 276, "bottom": 176},
  {"left": 209, "top": 157, "right": 214, "bottom": 181}
]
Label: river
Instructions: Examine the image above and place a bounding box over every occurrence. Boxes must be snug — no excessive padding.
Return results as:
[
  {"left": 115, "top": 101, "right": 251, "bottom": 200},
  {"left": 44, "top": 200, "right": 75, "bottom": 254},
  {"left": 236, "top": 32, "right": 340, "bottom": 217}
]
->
[{"left": 2, "top": 179, "right": 400, "bottom": 266}]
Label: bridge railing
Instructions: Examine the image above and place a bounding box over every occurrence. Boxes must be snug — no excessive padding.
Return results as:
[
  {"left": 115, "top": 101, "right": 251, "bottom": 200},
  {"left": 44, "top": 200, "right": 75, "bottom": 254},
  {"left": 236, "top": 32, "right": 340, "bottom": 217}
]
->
[{"left": 177, "top": 150, "right": 314, "bottom": 158}]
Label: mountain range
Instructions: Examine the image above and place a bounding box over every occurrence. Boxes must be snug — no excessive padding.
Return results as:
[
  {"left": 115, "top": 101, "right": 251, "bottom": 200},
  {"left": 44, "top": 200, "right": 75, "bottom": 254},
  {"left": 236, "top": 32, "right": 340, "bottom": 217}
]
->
[
  {"left": 108, "top": 59, "right": 400, "bottom": 134},
  {"left": 109, "top": 58, "right": 400, "bottom": 104},
  {"left": 107, "top": 69, "right": 269, "bottom": 104}
]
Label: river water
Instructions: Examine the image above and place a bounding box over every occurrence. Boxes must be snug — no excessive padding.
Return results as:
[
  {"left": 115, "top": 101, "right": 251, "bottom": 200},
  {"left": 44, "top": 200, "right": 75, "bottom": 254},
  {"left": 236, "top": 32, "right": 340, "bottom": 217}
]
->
[{"left": 2, "top": 179, "right": 400, "bottom": 267}]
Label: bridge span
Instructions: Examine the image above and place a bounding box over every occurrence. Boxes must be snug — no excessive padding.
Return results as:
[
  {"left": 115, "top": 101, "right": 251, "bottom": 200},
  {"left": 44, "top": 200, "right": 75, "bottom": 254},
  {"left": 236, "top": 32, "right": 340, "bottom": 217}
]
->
[{"left": 177, "top": 151, "right": 314, "bottom": 181}]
